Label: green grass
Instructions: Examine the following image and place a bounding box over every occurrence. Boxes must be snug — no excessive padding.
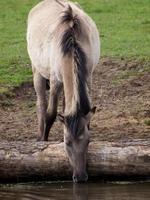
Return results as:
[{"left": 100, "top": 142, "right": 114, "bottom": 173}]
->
[
  {"left": 0, "top": 0, "right": 40, "bottom": 93},
  {"left": 0, "top": 0, "right": 150, "bottom": 94},
  {"left": 112, "top": 61, "right": 150, "bottom": 85},
  {"left": 144, "top": 119, "right": 150, "bottom": 126},
  {"left": 76, "top": 0, "right": 150, "bottom": 58}
]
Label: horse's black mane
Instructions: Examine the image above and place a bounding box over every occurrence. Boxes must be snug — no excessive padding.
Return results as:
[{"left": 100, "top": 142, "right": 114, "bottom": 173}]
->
[
  {"left": 61, "top": 6, "right": 91, "bottom": 136},
  {"left": 65, "top": 113, "right": 81, "bottom": 136}
]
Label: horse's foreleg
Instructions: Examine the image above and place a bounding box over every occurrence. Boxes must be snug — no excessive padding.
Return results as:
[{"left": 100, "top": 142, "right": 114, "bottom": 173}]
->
[
  {"left": 43, "top": 79, "right": 62, "bottom": 141},
  {"left": 33, "top": 70, "right": 47, "bottom": 141}
]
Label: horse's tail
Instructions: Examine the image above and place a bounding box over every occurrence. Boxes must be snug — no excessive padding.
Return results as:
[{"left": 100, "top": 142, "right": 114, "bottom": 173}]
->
[{"left": 60, "top": 5, "right": 90, "bottom": 117}]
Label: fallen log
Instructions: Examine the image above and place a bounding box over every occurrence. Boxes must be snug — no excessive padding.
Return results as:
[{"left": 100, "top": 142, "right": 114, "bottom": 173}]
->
[{"left": 0, "top": 139, "right": 150, "bottom": 183}]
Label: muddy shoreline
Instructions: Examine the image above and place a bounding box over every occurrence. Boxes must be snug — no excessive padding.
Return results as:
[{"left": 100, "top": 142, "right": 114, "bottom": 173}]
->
[{"left": 0, "top": 58, "right": 150, "bottom": 142}]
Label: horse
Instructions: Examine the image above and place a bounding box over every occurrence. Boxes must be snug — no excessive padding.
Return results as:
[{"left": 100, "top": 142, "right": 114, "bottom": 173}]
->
[{"left": 27, "top": 0, "right": 100, "bottom": 183}]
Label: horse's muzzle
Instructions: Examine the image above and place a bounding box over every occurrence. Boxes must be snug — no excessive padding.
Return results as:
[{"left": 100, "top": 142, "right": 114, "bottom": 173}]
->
[{"left": 73, "top": 172, "right": 88, "bottom": 183}]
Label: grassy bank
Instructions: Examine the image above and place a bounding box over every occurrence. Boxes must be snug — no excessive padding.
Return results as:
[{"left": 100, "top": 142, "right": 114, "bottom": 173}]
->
[{"left": 0, "top": 0, "right": 150, "bottom": 94}]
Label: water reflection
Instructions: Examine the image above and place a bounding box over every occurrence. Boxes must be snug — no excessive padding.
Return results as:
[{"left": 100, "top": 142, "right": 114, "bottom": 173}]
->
[
  {"left": 0, "top": 182, "right": 150, "bottom": 200},
  {"left": 73, "top": 184, "right": 89, "bottom": 200}
]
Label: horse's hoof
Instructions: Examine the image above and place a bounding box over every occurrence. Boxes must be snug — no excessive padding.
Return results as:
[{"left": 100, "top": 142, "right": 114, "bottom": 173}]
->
[
  {"left": 37, "top": 137, "right": 48, "bottom": 142},
  {"left": 37, "top": 137, "right": 43, "bottom": 142},
  {"left": 37, "top": 138, "right": 41, "bottom": 142}
]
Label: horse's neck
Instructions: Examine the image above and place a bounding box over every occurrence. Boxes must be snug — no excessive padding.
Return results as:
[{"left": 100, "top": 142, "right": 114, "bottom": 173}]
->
[
  {"left": 62, "top": 56, "right": 78, "bottom": 115},
  {"left": 62, "top": 56, "right": 90, "bottom": 116}
]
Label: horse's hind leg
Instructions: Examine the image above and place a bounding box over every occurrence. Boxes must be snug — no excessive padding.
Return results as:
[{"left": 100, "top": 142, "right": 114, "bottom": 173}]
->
[
  {"left": 43, "top": 78, "right": 62, "bottom": 141},
  {"left": 33, "top": 68, "right": 47, "bottom": 141}
]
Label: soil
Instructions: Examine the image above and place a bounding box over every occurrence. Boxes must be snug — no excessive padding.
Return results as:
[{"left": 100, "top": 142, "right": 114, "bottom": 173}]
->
[{"left": 0, "top": 58, "right": 150, "bottom": 142}]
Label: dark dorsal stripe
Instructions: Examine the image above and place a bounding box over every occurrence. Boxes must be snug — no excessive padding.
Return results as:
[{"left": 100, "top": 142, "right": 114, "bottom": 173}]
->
[{"left": 60, "top": 6, "right": 91, "bottom": 136}]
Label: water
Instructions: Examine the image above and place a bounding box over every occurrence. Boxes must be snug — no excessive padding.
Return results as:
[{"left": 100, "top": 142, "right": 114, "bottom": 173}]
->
[{"left": 0, "top": 182, "right": 150, "bottom": 200}]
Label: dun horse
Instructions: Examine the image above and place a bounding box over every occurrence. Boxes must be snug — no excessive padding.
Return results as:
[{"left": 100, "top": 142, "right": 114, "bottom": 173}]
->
[{"left": 27, "top": 0, "right": 100, "bottom": 183}]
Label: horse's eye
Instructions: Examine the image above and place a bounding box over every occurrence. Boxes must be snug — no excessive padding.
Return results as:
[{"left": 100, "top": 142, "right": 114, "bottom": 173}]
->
[
  {"left": 66, "top": 141, "right": 72, "bottom": 147},
  {"left": 78, "top": 127, "right": 85, "bottom": 135},
  {"left": 87, "top": 139, "right": 90, "bottom": 145}
]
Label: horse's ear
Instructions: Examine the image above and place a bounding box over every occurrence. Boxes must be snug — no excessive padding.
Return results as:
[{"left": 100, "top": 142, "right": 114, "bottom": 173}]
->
[
  {"left": 85, "top": 106, "right": 96, "bottom": 122},
  {"left": 58, "top": 114, "right": 65, "bottom": 123},
  {"left": 90, "top": 106, "right": 96, "bottom": 114}
]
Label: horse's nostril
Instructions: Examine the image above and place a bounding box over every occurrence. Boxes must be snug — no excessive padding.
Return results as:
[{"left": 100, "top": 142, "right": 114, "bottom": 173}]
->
[
  {"left": 82, "top": 173, "right": 88, "bottom": 182},
  {"left": 73, "top": 173, "right": 88, "bottom": 183},
  {"left": 73, "top": 175, "right": 78, "bottom": 183},
  {"left": 84, "top": 173, "right": 88, "bottom": 181}
]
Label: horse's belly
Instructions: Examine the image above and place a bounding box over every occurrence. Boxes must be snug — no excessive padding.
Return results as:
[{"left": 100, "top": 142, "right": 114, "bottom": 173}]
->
[
  {"left": 28, "top": 42, "right": 51, "bottom": 79},
  {"left": 28, "top": 42, "right": 63, "bottom": 82}
]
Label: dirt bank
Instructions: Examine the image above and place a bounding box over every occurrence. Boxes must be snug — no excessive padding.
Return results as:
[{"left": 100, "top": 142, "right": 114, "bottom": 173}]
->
[{"left": 0, "top": 58, "right": 150, "bottom": 142}]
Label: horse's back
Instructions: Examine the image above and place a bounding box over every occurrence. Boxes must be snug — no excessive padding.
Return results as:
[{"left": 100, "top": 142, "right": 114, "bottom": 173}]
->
[
  {"left": 27, "top": 0, "right": 64, "bottom": 79},
  {"left": 27, "top": 0, "right": 100, "bottom": 80}
]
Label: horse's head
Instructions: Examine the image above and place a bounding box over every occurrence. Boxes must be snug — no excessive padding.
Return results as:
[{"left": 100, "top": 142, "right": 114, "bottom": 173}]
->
[{"left": 58, "top": 107, "right": 96, "bottom": 183}]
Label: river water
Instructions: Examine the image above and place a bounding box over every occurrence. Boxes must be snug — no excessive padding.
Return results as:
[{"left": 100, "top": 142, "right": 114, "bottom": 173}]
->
[{"left": 0, "top": 182, "right": 150, "bottom": 200}]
